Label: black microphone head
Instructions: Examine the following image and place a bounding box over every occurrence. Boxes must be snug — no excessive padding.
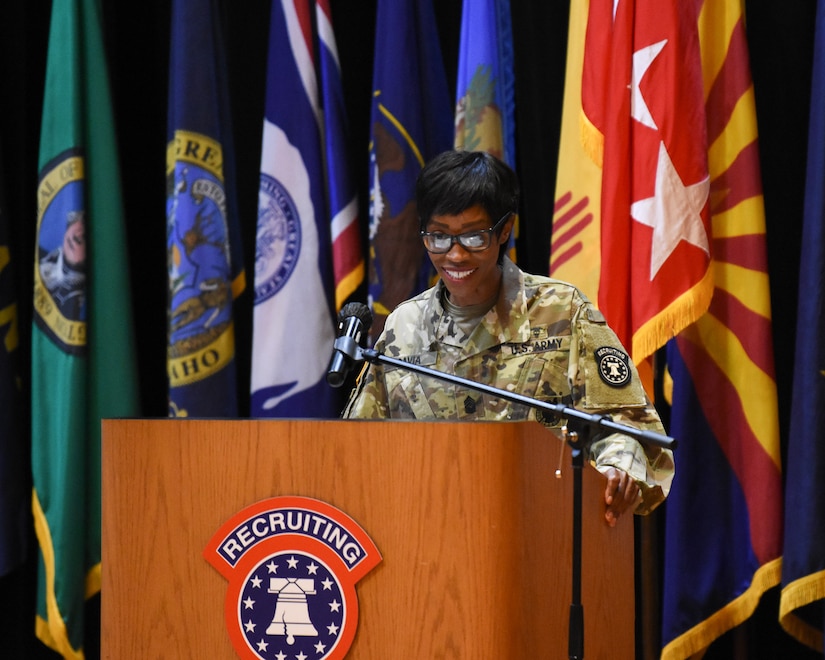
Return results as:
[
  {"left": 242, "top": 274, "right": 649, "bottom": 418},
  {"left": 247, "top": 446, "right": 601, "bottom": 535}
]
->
[{"left": 339, "top": 302, "right": 373, "bottom": 331}]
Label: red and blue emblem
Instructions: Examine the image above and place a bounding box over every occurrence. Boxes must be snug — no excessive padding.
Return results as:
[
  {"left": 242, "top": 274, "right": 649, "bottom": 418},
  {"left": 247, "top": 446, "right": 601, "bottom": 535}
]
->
[{"left": 204, "top": 496, "right": 381, "bottom": 659}]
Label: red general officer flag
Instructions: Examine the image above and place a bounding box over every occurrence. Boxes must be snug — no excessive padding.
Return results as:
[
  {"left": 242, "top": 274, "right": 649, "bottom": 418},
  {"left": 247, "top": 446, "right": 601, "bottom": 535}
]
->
[{"left": 587, "top": 0, "right": 713, "bottom": 362}]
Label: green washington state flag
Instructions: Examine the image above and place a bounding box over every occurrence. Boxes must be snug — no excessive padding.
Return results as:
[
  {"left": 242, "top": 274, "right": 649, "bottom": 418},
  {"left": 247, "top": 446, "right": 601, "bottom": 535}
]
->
[{"left": 32, "top": 0, "right": 139, "bottom": 657}]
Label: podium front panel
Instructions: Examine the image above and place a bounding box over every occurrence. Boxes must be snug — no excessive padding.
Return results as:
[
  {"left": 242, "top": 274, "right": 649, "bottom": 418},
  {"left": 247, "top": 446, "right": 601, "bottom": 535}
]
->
[{"left": 101, "top": 419, "right": 634, "bottom": 658}]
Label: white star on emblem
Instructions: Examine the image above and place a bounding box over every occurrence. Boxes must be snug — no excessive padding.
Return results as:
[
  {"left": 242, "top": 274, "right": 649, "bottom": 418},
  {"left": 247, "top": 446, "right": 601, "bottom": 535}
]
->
[
  {"left": 244, "top": 620, "right": 256, "bottom": 633},
  {"left": 329, "top": 599, "right": 341, "bottom": 613},
  {"left": 321, "top": 577, "right": 334, "bottom": 591},
  {"left": 296, "top": 652, "right": 308, "bottom": 660},
  {"left": 315, "top": 641, "right": 327, "bottom": 653},
  {"left": 256, "top": 639, "right": 268, "bottom": 652},
  {"left": 327, "top": 622, "right": 340, "bottom": 635},
  {"left": 275, "top": 652, "right": 287, "bottom": 660},
  {"left": 267, "top": 560, "right": 278, "bottom": 574},
  {"left": 287, "top": 556, "right": 299, "bottom": 569},
  {"left": 250, "top": 575, "right": 262, "bottom": 588},
  {"left": 631, "top": 40, "right": 667, "bottom": 130},
  {"left": 307, "top": 561, "right": 319, "bottom": 575},
  {"left": 631, "top": 141, "right": 710, "bottom": 279},
  {"left": 243, "top": 596, "right": 255, "bottom": 610}
]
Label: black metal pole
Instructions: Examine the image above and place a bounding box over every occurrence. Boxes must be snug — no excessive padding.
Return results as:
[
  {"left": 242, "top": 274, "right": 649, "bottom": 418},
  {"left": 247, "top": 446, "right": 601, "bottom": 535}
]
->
[{"left": 566, "top": 427, "right": 585, "bottom": 660}]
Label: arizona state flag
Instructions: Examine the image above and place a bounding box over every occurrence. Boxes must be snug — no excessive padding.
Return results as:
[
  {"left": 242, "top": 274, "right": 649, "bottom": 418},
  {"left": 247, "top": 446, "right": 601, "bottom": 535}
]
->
[
  {"left": 661, "top": 1, "right": 783, "bottom": 656},
  {"left": 367, "top": 0, "right": 453, "bottom": 339},
  {"left": 583, "top": 0, "right": 713, "bottom": 363},
  {"left": 167, "top": 0, "right": 246, "bottom": 417},
  {"left": 779, "top": 0, "right": 825, "bottom": 650},
  {"left": 32, "top": 0, "right": 139, "bottom": 656},
  {"left": 250, "top": 0, "right": 359, "bottom": 417}
]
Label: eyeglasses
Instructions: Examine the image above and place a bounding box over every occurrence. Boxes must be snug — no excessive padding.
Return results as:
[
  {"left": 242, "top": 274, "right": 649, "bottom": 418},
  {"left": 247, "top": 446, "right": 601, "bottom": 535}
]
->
[{"left": 420, "top": 212, "right": 512, "bottom": 254}]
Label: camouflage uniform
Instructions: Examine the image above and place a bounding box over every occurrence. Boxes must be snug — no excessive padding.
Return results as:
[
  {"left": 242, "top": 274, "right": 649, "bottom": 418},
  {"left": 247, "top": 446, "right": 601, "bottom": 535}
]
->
[{"left": 344, "top": 257, "right": 674, "bottom": 514}]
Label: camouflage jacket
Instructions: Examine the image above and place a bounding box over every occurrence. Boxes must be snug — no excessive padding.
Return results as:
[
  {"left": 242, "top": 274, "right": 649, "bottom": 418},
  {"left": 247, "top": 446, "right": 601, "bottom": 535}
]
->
[{"left": 343, "top": 257, "right": 674, "bottom": 514}]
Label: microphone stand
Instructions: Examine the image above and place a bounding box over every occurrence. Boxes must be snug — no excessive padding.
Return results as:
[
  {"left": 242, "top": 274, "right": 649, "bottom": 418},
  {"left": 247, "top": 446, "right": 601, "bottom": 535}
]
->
[{"left": 352, "top": 347, "right": 676, "bottom": 660}]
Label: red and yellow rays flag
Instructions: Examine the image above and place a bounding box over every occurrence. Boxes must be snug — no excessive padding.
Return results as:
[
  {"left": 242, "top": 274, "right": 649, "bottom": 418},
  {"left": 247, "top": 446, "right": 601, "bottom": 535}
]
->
[{"left": 662, "top": 0, "right": 783, "bottom": 655}]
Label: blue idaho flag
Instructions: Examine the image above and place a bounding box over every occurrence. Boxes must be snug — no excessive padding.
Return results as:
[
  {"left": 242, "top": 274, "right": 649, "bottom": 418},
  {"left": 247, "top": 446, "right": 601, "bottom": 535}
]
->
[
  {"left": 250, "top": 0, "right": 352, "bottom": 418},
  {"left": 367, "top": 0, "right": 453, "bottom": 339},
  {"left": 779, "top": 0, "right": 825, "bottom": 651},
  {"left": 166, "top": 0, "right": 246, "bottom": 418}
]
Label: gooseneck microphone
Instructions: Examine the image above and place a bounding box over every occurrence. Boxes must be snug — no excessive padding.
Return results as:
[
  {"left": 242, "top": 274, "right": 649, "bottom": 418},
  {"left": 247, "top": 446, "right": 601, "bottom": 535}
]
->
[{"left": 326, "top": 302, "right": 373, "bottom": 387}]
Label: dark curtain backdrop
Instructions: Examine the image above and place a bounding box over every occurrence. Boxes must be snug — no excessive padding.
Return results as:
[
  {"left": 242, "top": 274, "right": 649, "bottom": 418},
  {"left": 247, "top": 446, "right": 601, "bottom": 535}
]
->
[{"left": 0, "top": 1, "right": 818, "bottom": 658}]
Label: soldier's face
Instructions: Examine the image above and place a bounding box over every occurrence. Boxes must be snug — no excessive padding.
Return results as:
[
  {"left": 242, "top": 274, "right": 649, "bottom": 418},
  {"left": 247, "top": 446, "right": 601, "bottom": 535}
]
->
[{"left": 424, "top": 204, "right": 512, "bottom": 307}]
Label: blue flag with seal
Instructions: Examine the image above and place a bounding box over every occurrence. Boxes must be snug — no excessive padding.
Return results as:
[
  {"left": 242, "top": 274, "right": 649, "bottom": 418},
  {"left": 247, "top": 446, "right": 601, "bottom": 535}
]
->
[
  {"left": 454, "top": 0, "right": 516, "bottom": 167},
  {"left": 779, "top": 0, "right": 825, "bottom": 651},
  {"left": 454, "top": 0, "right": 517, "bottom": 260},
  {"left": 250, "top": 0, "right": 351, "bottom": 417},
  {"left": 167, "top": 0, "right": 246, "bottom": 418},
  {"left": 367, "top": 0, "right": 453, "bottom": 340}
]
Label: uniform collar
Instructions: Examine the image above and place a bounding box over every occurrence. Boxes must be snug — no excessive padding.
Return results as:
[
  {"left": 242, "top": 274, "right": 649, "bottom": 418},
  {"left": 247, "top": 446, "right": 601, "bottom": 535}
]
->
[{"left": 425, "top": 256, "right": 532, "bottom": 352}]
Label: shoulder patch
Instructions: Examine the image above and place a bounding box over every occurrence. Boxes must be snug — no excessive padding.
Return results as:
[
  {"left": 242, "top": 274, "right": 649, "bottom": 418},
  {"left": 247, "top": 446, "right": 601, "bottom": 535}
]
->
[{"left": 594, "top": 346, "right": 631, "bottom": 387}]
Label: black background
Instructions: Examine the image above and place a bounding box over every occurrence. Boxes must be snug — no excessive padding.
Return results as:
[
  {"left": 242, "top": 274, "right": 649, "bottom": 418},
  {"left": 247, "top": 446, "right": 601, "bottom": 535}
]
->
[{"left": 0, "top": 1, "right": 820, "bottom": 658}]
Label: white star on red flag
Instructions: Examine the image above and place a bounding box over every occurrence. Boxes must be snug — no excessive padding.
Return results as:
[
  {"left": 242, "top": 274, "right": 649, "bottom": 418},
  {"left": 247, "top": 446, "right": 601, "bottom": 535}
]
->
[{"left": 631, "top": 141, "right": 710, "bottom": 279}]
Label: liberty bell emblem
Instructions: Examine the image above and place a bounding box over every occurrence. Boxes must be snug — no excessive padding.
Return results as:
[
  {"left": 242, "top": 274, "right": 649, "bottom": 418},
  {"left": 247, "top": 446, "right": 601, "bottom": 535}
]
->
[{"left": 266, "top": 577, "right": 319, "bottom": 644}]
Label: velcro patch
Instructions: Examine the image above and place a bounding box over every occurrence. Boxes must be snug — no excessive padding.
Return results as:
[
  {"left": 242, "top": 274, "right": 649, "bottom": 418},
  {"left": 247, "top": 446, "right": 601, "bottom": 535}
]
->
[{"left": 594, "top": 346, "right": 631, "bottom": 387}]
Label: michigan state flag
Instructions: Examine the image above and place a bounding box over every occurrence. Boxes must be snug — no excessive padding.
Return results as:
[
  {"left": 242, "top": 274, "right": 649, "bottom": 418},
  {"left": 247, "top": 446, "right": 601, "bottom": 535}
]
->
[
  {"left": 368, "top": 0, "right": 453, "bottom": 339},
  {"left": 167, "top": 0, "right": 246, "bottom": 417},
  {"left": 32, "top": 0, "right": 139, "bottom": 656}
]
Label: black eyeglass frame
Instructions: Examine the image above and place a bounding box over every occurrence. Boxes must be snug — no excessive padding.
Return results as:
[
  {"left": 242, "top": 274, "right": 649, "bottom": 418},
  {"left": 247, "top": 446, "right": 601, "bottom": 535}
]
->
[{"left": 419, "top": 211, "right": 513, "bottom": 254}]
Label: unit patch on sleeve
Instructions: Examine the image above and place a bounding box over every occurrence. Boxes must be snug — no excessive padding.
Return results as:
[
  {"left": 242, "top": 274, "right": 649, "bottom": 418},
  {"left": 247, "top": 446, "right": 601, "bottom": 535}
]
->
[{"left": 594, "top": 346, "right": 632, "bottom": 387}]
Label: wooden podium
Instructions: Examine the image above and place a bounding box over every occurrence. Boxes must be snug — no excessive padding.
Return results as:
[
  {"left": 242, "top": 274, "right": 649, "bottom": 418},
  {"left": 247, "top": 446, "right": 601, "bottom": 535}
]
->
[{"left": 101, "top": 419, "right": 634, "bottom": 658}]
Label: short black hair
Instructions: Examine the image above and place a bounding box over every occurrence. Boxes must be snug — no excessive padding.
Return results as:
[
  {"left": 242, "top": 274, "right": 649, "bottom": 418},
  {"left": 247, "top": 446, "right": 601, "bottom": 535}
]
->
[{"left": 416, "top": 150, "right": 519, "bottom": 233}]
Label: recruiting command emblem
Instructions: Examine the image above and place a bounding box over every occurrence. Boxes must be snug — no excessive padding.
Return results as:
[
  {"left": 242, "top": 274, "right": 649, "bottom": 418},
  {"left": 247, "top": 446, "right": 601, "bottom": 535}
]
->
[{"left": 205, "top": 496, "right": 382, "bottom": 659}]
